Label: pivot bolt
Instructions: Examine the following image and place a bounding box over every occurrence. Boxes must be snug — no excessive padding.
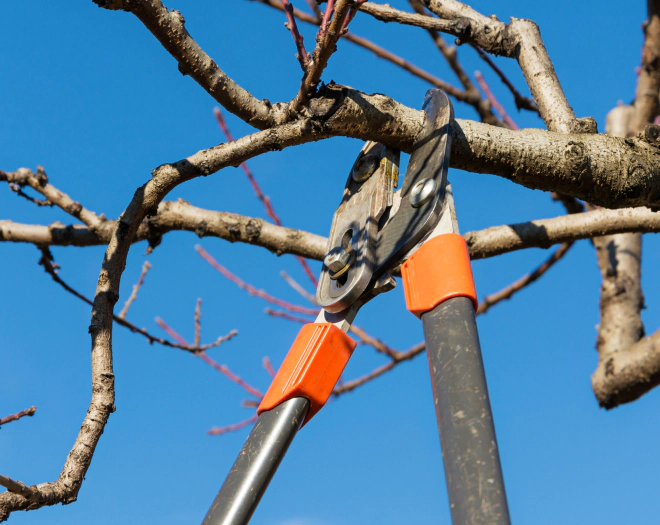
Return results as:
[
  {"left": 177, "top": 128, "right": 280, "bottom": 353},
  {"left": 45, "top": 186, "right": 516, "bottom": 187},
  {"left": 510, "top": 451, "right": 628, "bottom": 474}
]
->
[
  {"left": 351, "top": 154, "right": 379, "bottom": 183},
  {"left": 324, "top": 246, "right": 355, "bottom": 279},
  {"left": 409, "top": 178, "right": 437, "bottom": 208}
]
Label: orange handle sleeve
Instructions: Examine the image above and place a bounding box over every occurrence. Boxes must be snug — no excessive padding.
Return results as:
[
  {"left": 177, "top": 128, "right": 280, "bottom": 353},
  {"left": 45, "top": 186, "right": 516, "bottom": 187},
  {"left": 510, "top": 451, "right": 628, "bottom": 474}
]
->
[
  {"left": 401, "top": 233, "right": 478, "bottom": 318},
  {"left": 258, "top": 323, "right": 356, "bottom": 426}
]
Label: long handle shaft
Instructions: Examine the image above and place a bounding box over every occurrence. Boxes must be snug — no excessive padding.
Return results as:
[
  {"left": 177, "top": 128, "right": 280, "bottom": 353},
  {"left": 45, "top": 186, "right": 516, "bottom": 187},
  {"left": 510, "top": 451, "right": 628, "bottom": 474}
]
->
[
  {"left": 422, "top": 296, "right": 511, "bottom": 525},
  {"left": 201, "top": 397, "right": 310, "bottom": 525}
]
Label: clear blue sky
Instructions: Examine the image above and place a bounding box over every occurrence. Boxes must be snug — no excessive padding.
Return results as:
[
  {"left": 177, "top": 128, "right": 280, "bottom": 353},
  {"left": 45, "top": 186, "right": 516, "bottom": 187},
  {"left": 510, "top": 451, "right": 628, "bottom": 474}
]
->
[{"left": 2, "top": 1, "right": 659, "bottom": 524}]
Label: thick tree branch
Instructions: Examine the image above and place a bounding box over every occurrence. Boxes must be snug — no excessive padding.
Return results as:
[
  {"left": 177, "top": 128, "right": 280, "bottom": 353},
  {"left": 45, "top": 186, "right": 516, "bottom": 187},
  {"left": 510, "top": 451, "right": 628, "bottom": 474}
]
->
[
  {"left": 5, "top": 204, "right": 660, "bottom": 263},
  {"left": 591, "top": 2, "right": 660, "bottom": 409}
]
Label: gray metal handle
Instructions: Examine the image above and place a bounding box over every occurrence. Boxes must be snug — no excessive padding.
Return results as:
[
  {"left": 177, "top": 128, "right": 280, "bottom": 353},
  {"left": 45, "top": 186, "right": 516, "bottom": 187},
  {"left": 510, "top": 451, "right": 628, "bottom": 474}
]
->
[
  {"left": 202, "top": 397, "right": 310, "bottom": 525},
  {"left": 422, "top": 296, "right": 511, "bottom": 525}
]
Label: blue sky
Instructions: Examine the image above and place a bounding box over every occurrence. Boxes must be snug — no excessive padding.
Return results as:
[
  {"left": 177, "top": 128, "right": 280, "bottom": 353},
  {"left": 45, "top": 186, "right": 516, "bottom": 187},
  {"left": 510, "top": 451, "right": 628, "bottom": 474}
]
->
[{"left": 2, "top": 1, "right": 659, "bottom": 524}]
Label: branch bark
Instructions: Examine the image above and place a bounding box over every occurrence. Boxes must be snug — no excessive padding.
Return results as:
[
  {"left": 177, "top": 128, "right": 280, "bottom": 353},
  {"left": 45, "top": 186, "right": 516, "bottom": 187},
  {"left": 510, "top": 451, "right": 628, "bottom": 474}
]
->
[{"left": 591, "top": 1, "right": 660, "bottom": 409}]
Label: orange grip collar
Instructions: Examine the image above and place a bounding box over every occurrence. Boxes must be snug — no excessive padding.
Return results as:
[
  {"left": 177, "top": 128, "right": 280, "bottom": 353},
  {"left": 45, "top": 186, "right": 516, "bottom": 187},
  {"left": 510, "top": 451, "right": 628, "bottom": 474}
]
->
[
  {"left": 258, "top": 323, "right": 356, "bottom": 426},
  {"left": 401, "top": 233, "right": 477, "bottom": 318}
]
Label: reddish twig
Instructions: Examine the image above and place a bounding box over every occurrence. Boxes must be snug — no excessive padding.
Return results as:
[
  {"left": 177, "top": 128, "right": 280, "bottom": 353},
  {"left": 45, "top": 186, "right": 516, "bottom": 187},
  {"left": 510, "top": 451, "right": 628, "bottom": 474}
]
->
[
  {"left": 319, "top": 0, "right": 335, "bottom": 33},
  {"left": 194, "top": 298, "right": 202, "bottom": 348},
  {"left": 214, "top": 107, "right": 318, "bottom": 286},
  {"left": 280, "top": 270, "right": 318, "bottom": 304},
  {"left": 0, "top": 406, "right": 36, "bottom": 427},
  {"left": 207, "top": 414, "right": 259, "bottom": 436},
  {"left": 475, "top": 71, "right": 518, "bottom": 130},
  {"left": 265, "top": 307, "right": 314, "bottom": 324},
  {"left": 471, "top": 45, "right": 539, "bottom": 113},
  {"left": 263, "top": 357, "right": 277, "bottom": 378},
  {"left": 196, "top": 245, "right": 319, "bottom": 315},
  {"left": 340, "top": 0, "right": 367, "bottom": 34},
  {"left": 155, "top": 317, "right": 261, "bottom": 398},
  {"left": 281, "top": 0, "right": 310, "bottom": 69},
  {"left": 255, "top": 0, "right": 468, "bottom": 106},
  {"left": 118, "top": 260, "right": 152, "bottom": 319}
]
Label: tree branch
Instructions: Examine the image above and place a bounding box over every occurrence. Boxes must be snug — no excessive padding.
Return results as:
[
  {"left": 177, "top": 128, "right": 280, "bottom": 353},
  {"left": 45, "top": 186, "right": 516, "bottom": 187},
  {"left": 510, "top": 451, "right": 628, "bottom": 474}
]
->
[
  {"left": 0, "top": 407, "right": 36, "bottom": 427},
  {"left": 360, "top": 1, "right": 591, "bottom": 133}
]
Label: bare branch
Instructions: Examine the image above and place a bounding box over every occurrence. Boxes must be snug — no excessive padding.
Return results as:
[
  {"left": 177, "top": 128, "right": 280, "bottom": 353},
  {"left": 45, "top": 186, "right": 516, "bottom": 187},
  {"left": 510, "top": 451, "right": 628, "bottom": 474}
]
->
[
  {"left": 0, "top": 476, "right": 37, "bottom": 500},
  {"left": 118, "top": 261, "right": 152, "bottom": 319},
  {"left": 281, "top": 0, "right": 310, "bottom": 69},
  {"left": 474, "top": 71, "right": 518, "bottom": 130},
  {"left": 407, "top": 0, "right": 502, "bottom": 126},
  {"left": 292, "top": 0, "right": 353, "bottom": 109},
  {"left": 196, "top": 245, "right": 319, "bottom": 315},
  {"left": 591, "top": 3, "right": 660, "bottom": 409},
  {"left": 476, "top": 242, "right": 573, "bottom": 314},
  {"left": 471, "top": 45, "right": 538, "bottom": 113},
  {"left": 37, "top": 247, "right": 232, "bottom": 353},
  {"left": 214, "top": 107, "right": 318, "bottom": 285},
  {"left": 280, "top": 270, "right": 318, "bottom": 304},
  {"left": 360, "top": 1, "right": 589, "bottom": 133},
  {"left": 333, "top": 342, "right": 425, "bottom": 395},
  {"left": 207, "top": 414, "right": 259, "bottom": 436},
  {"left": 1, "top": 168, "right": 103, "bottom": 230},
  {"left": 0, "top": 407, "right": 36, "bottom": 427},
  {"left": 255, "top": 0, "right": 471, "bottom": 105}
]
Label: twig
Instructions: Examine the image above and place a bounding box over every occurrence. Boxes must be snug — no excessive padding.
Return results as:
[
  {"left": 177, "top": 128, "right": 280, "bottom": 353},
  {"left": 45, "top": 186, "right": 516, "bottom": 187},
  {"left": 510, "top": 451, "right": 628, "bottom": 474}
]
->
[
  {"left": 254, "top": 0, "right": 468, "bottom": 104},
  {"left": 471, "top": 45, "right": 538, "bottom": 113},
  {"left": 155, "top": 317, "right": 260, "bottom": 397},
  {"left": 348, "top": 325, "right": 398, "bottom": 358},
  {"left": 406, "top": 0, "right": 501, "bottom": 126},
  {"left": 213, "top": 107, "right": 318, "bottom": 286},
  {"left": 37, "top": 247, "right": 231, "bottom": 353},
  {"left": 1, "top": 168, "right": 103, "bottom": 230},
  {"left": 476, "top": 242, "right": 574, "bottom": 315},
  {"left": 118, "top": 260, "right": 152, "bottom": 319},
  {"left": 196, "top": 245, "right": 319, "bottom": 315},
  {"left": 320, "top": 0, "right": 335, "bottom": 34},
  {"left": 304, "top": 0, "right": 323, "bottom": 18},
  {"left": 474, "top": 71, "right": 519, "bottom": 130},
  {"left": 333, "top": 342, "right": 425, "bottom": 395},
  {"left": 263, "top": 357, "right": 277, "bottom": 378},
  {"left": 0, "top": 475, "right": 37, "bottom": 499},
  {"left": 8, "top": 183, "right": 52, "bottom": 207},
  {"left": 265, "top": 308, "right": 314, "bottom": 324},
  {"left": 194, "top": 298, "right": 202, "bottom": 348},
  {"left": 280, "top": 270, "right": 318, "bottom": 304},
  {"left": 207, "top": 414, "right": 259, "bottom": 436},
  {"left": 281, "top": 0, "right": 310, "bottom": 69},
  {"left": 0, "top": 407, "right": 36, "bottom": 427},
  {"left": 292, "top": 0, "right": 353, "bottom": 109}
]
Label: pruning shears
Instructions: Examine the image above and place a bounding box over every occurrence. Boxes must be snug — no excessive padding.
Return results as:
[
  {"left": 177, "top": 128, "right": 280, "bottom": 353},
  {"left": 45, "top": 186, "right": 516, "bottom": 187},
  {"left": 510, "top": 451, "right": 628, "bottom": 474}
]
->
[{"left": 202, "top": 90, "right": 511, "bottom": 525}]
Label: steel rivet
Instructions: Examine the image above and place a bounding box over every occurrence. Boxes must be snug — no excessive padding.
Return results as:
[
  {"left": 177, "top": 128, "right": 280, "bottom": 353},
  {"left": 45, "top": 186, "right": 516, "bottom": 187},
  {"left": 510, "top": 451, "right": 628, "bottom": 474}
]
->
[
  {"left": 351, "top": 155, "right": 379, "bottom": 183},
  {"left": 409, "top": 178, "right": 437, "bottom": 208}
]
